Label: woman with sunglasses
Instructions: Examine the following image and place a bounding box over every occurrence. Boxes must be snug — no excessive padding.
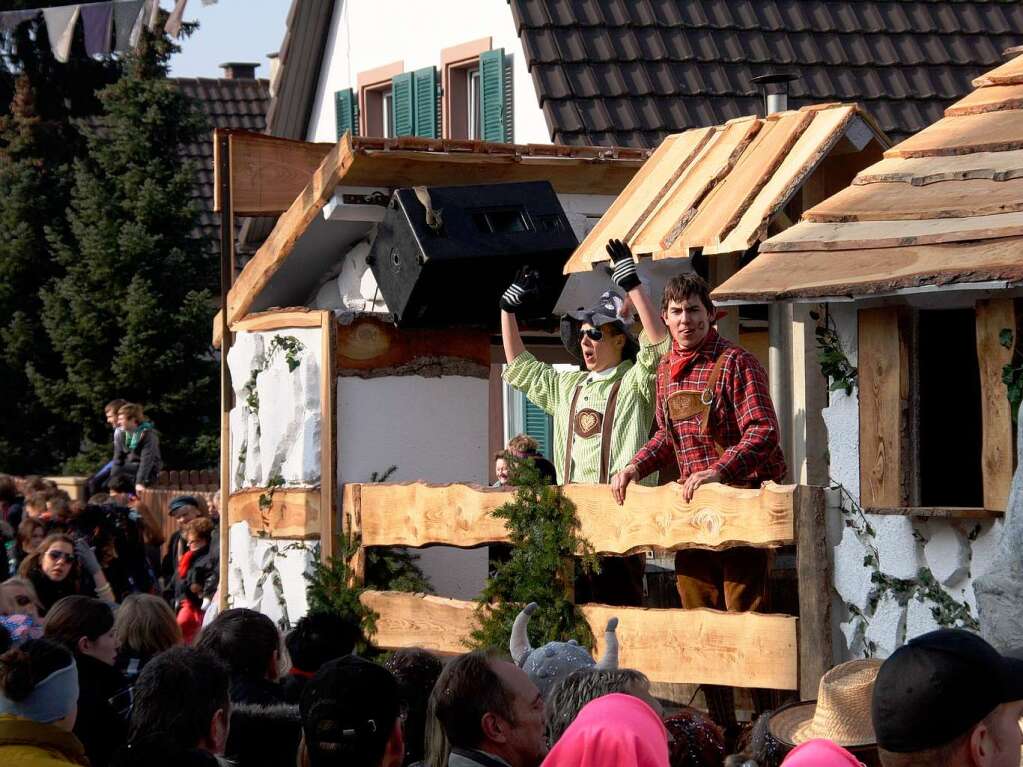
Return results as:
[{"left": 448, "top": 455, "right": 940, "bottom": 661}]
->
[
  {"left": 18, "top": 534, "right": 116, "bottom": 613},
  {"left": 499, "top": 239, "right": 669, "bottom": 606}
]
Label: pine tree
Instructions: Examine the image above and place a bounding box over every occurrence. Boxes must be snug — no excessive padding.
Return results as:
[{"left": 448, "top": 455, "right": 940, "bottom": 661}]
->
[
  {"left": 0, "top": 14, "right": 117, "bottom": 473},
  {"left": 33, "top": 27, "right": 217, "bottom": 471}
]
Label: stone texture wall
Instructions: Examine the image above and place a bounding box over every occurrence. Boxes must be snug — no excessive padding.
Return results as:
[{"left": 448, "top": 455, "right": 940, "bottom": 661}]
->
[{"left": 824, "top": 304, "right": 995, "bottom": 660}]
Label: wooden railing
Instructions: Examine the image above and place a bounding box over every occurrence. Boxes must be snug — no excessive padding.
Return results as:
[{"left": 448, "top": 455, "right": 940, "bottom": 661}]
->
[{"left": 340, "top": 481, "right": 830, "bottom": 698}]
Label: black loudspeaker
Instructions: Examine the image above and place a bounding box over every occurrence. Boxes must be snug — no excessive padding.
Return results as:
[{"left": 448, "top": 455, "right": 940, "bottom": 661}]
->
[{"left": 366, "top": 181, "right": 575, "bottom": 326}]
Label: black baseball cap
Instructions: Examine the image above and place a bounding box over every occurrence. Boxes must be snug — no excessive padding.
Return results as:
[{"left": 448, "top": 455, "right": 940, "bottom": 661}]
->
[
  {"left": 168, "top": 496, "right": 201, "bottom": 517},
  {"left": 300, "top": 655, "right": 400, "bottom": 767},
  {"left": 872, "top": 628, "right": 1023, "bottom": 752}
]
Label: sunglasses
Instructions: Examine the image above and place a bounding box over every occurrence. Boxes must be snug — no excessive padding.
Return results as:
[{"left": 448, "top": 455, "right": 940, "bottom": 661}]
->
[
  {"left": 47, "top": 550, "right": 75, "bottom": 563},
  {"left": 581, "top": 328, "right": 605, "bottom": 342}
]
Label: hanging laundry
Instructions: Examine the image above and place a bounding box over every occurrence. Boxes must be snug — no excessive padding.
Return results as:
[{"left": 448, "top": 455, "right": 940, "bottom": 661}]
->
[
  {"left": 165, "top": 0, "right": 189, "bottom": 37},
  {"left": 129, "top": 0, "right": 158, "bottom": 48},
  {"left": 42, "top": 5, "right": 80, "bottom": 64},
  {"left": 113, "top": 0, "right": 144, "bottom": 52},
  {"left": 81, "top": 2, "right": 114, "bottom": 57},
  {"left": 0, "top": 9, "right": 39, "bottom": 33}
]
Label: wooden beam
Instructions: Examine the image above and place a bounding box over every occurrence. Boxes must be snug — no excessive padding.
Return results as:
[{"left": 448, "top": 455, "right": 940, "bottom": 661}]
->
[
  {"left": 795, "top": 485, "right": 831, "bottom": 699},
  {"left": 711, "top": 237, "right": 1023, "bottom": 303},
  {"left": 866, "top": 507, "right": 1005, "bottom": 520},
  {"left": 853, "top": 151, "right": 1023, "bottom": 187},
  {"left": 804, "top": 177, "right": 1023, "bottom": 223},
  {"left": 946, "top": 84, "right": 1023, "bottom": 116},
  {"left": 581, "top": 603, "right": 798, "bottom": 689},
  {"left": 353, "top": 480, "right": 796, "bottom": 552},
  {"left": 231, "top": 308, "right": 325, "bottom": 333},
  {"left": 342, "top": 483, "right": 366, "bottom": 585},
  {"left": 229, "top": 487, "right": 322, "bottom": 538},
  {"left": 976, "top": 298, "right": 1017, "bottom": 511},
  {"left": 218, "top": 131, "right": 334, "bottom": 216},
  {"left": 361, "top": 591, "right": 798, "bottom": 689},
  {"left": 885, "top": 111, "right": 1023, "bottom": 159},
  {"left": 972, "top": 55, "right": 1023, "bottom": 88},
  {"left": 761, "top": 213, "right": 1023, "bottom": 253},
  {"left": 337, "top": 316, "right": 490, "bottom": 373},
  {"left": 320, "top": 311, "right": 338, "bottom": 558},
  {"left": 859, "top": 307, "right": 910, "bottom": 508},
  {"left": 213, "top": 134, "right": 356, "bottom": 348}
]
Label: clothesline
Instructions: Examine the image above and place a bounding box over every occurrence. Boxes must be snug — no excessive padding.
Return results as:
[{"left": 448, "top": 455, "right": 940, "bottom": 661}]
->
[{"left": 0, "top": 0, "right": 215, "bottom": 63}]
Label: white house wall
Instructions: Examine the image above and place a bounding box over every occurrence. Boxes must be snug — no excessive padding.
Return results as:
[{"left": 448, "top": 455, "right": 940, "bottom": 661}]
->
[
  {"left": 226, "top": 325, "right": 325, "bottom": 629},
  {"left": 307, "top": 0, "right": 551, "bottom": 145},
  {"left": 824, "top": 305, "right": 1002, "bottom": 659},
  {"left": 339, "top": 375, "right": 490, "bottom": 600}
]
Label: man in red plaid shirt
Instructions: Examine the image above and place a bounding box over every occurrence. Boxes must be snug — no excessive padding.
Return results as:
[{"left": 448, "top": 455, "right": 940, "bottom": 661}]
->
[{"left": 610, "top": 271, "right": 786, "bottom": 739}]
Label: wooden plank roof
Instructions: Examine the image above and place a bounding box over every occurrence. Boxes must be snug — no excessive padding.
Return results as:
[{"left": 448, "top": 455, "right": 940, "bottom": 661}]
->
[
  {"left": 563, "top": 103, "right": 885, "bottom": 274},
  {"left": 212, "top": 133, "right": 648, "bottom": 346},
  {"left": 715, "top": 54, "right": 1023, "bottom": 302}
]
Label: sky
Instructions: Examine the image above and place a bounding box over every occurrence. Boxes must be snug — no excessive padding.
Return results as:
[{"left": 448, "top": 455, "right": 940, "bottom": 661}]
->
[{"left": 168, "top": 0, "right": 292, "bottom": 79}]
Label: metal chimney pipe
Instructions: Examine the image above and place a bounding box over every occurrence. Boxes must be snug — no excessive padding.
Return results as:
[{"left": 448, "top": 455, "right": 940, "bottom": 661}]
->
[{"left": 751, "top": 72, "right": 800, "bottom": 480}]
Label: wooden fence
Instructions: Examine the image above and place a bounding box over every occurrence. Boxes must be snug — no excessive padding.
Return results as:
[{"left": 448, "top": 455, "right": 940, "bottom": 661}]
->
[{"left": 341, "top": 480, "right": 830, "bottom": 698}]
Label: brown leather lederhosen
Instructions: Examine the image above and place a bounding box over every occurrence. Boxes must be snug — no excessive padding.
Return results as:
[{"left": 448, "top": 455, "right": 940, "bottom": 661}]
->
[
  {"left": 663, "top": 352, "right": 728, "bottom": 457},
  {"left": 563, "top": 379, "right": 622, "bottom": 484}
]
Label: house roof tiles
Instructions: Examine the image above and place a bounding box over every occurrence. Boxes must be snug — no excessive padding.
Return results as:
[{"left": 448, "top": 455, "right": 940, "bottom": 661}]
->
[{"left": 510, "top": 0, "right": 1023, "bottom": 147}]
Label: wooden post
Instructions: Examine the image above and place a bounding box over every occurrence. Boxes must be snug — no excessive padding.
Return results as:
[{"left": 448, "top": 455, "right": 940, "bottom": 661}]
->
[
  {"left": 343, "top": 483, "right": 366, "bottom": 587},
  {"left": 320, "top": 311, "right": 338, "bottom": 559},
  {"left": 795, "top": 484, "right": 831, "bottom": 700},
  {"left": 976, "top": 299, "right": 1017, "bottom": 511},
  {"left": 217, "top": 130, "right": 234, "bottom": 610}
]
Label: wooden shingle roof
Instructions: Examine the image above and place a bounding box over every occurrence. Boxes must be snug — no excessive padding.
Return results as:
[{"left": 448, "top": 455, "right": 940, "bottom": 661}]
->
[{"left": 714, "top": 54, "right": 1023, "bottom": 302}]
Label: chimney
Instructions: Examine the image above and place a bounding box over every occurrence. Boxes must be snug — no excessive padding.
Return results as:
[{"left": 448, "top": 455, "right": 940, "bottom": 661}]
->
[
  {"left": 751, "top": 72, "right": 799, "bottom": 115},
  {"left": 219, "top": 62, "right": 259, "bottom": 80},
  {"left": 267, "top": 52, "right": 280, "bottom": 96}
]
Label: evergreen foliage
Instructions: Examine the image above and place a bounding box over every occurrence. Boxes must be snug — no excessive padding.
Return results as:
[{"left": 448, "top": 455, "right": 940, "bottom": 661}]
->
[
  {"left": 469, "top": 459, "right": 596, "bottom": 651},
  {"left": 0, "top": 16, "right": 118, "bottom": 472},
  {"left": 31, "top": 25, "right": 217, "bottom": 471}
]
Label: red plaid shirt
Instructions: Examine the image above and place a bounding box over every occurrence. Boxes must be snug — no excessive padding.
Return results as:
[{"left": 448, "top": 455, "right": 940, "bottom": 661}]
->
[{"left": 630, "top": 329, "right": 787, "bottom": 485}]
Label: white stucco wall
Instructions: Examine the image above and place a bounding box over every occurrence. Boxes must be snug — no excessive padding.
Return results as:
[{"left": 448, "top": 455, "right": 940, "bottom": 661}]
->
[
  {"left": 227, "top": 326, "right": 325, "bottom": 492},
  {"left": 339, "top": 375, "right": 491, "bottom": 600},
  {"left": 824, "top": 304, "right": 999, "bottom": 659},
  {"left": 307, "top": 0, "right": 551, "bottom": 144}
]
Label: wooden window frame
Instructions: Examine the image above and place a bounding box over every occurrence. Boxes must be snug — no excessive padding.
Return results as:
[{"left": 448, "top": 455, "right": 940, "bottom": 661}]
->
[
  {"left": 357, "top": 60, "right": 404, "bottom": 138},
  {"left": 441, "top": 37, "right": 491, "bottom": 140}
]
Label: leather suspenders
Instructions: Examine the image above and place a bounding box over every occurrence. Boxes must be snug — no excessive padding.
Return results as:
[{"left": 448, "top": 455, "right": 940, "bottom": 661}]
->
[{"left": 564, "top": 378, "right": 623, "bottom": 484}]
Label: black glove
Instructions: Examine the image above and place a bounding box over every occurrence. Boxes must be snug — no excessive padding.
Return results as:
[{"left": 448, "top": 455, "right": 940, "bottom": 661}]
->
[
  {"left": 606, "top": 238, "right": 641, "bottom": 292},
  {"left": 500, "top": 266, "right": 541, "bottom": 314}
]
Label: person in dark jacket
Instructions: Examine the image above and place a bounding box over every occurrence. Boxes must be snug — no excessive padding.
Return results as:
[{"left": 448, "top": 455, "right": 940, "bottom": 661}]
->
[
  {"left": 19, "top": 533, "right": 117, "bottom": 613},
  {"left": 113, "top": 594, "right": 182, "bottom": 683},
  {"left": 195, "top": 608, "right": 285, "bottom": 706},
  {"left": 160, "top": 496, "right": 218, "bottom": 603},
  {"left": 0, "top": 637, "right": 89, "bottom": 767},
  {"left": 44, "top": 596, "right": 129, "bottom": 767},
  {"left": 174, "top": 518, "right": 216, "bottom": 644},
  {"left": 281, "top": 611, "right": 363, "bottom": 704},
  {"left": 110, "top": 403, "right": 162, "bottom": 495}
]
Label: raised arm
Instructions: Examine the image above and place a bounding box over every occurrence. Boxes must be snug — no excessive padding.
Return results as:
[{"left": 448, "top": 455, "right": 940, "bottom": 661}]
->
[
  {"left": 499, "top": 266, "right": 541, "bottom": 364},
  {"left": 606, "top": 239, "right": 666, "bottom": 344}
]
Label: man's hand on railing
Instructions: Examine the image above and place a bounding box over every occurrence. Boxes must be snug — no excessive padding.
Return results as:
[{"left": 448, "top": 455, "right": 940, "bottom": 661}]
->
[
  {"left": 682, "top": 468, "right": 721, "bottom": 503},
  {"left": 610, "top": 465, "right": 638, "bottom": 505}
]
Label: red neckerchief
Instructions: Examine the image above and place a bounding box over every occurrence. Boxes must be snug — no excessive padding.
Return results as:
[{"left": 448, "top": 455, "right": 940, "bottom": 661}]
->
[
  {"left": 288, "top": 667, "right": 316, "bottom": 679},
  {"left": 177, "top": 548, "right": 196, "bottom": 579},
  {"left": 668, "top": 329, "right": 718, "bottom": 382}
]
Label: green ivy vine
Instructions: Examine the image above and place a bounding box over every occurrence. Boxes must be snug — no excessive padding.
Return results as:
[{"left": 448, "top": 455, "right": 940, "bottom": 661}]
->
[
  {"left": 810, "top": 309, "right": 857, "bottom": 395},
  {"left": 236, "top": 334, "right": 307, "bottom": 471},
  {"left": 1000, "top": 327, "right": 1023, "bottom": 424},
  {"left": 833, "top": 480, "right": 979, "bottom": 657}
]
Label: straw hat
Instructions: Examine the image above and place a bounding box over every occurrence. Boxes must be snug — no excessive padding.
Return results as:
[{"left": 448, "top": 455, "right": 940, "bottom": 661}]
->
[{"left": 769, "top": 659, "right": 882, "bottom": 748}]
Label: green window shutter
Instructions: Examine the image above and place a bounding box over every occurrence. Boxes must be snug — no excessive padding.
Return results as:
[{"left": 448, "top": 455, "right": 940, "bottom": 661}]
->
[
  {"left": 522, "top": 396, "right": 553, "bottom": 461},
  {"left": 413, "top": 66, "right": 438, "bottom": 138},
  {"left": 392, "top": 72, "right": 415, "bottom": 137},
  {"left": 334, "top": 88, "right": 356, "bottom": 140},
  {"left": 480, "top": 48, "right": 507, "bottom": 142}
]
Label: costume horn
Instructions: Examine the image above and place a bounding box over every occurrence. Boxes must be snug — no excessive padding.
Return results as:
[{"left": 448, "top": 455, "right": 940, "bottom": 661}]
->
[
  {"left": 510, "top": 602, "right": 538, "bottom": 666},
  {"left": 595, "top": 617, "right": 619, "bottom": 669}
]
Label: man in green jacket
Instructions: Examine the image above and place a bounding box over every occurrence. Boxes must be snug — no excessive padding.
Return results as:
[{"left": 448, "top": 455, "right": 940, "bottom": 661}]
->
[{"left": 499, "top": 240, "right": 668, "bottom": 605}]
